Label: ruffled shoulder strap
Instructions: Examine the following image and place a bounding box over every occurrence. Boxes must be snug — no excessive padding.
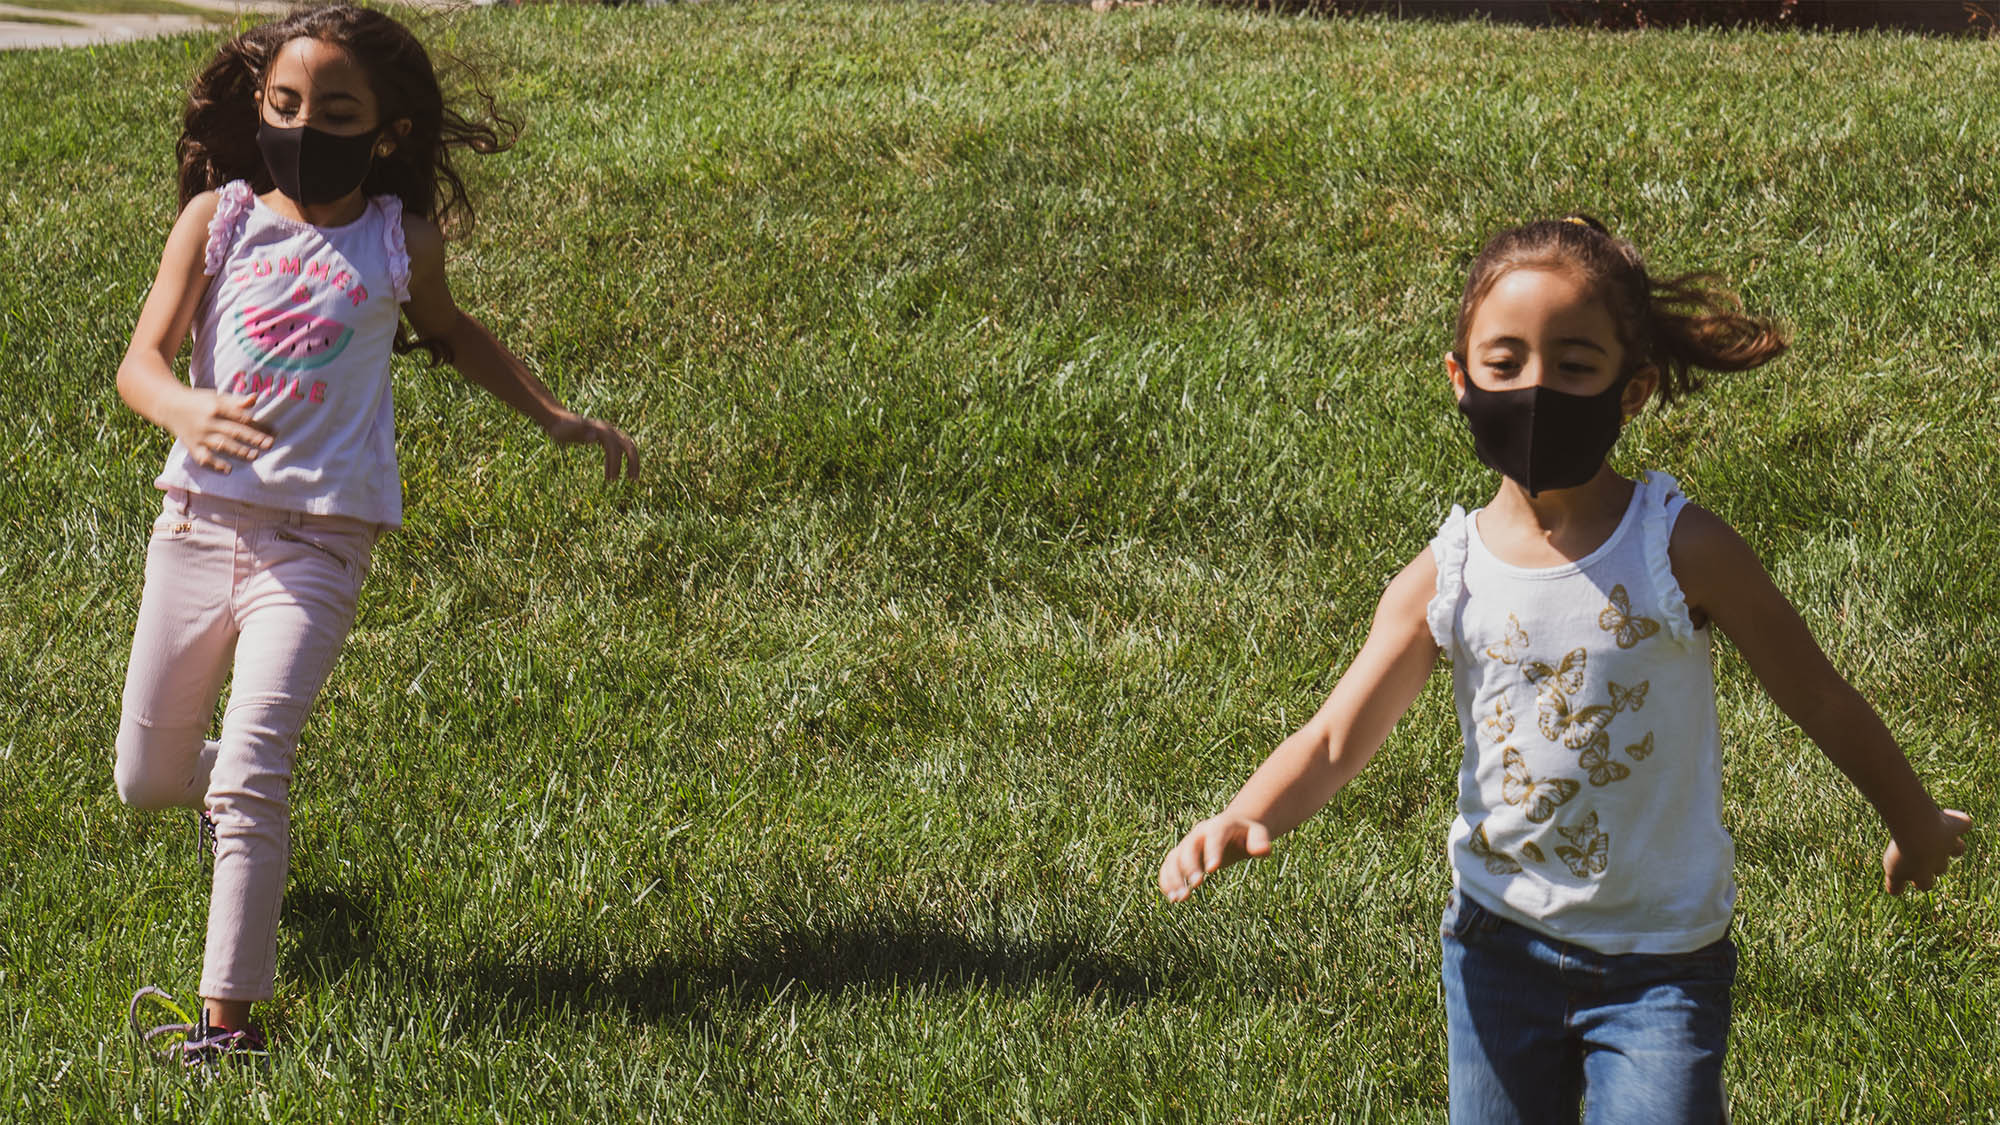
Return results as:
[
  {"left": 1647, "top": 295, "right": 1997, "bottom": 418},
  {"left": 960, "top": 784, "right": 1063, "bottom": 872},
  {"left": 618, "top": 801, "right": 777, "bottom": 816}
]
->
[
  {"left": 375, "top": 193, "right": 411, "bottom": 303},
  {"left": 1637, "top": 470, "right": 1699, "bottom": 643},
  {"left": 1425, "top": 504, "right": 1470, "bottom": 652},
  {"left": 202, "top": 180, "right": 255, "bottom": 277}
]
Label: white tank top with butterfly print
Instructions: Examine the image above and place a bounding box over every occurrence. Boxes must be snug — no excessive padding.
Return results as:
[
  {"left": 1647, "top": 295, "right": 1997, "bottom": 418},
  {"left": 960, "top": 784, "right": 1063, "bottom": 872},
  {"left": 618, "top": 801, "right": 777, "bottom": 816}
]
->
[{"left": 1426, "top": 470, "right": 1734, "bottom": 955}]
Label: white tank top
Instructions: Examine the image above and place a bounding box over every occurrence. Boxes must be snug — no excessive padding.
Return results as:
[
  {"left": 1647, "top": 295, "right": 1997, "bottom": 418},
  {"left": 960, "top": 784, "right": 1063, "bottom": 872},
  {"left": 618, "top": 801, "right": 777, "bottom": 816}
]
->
[
  {"left": 155, "top": 180, "right": 410, "bottom": 525},
  {"left": 1426, "top": 471, "right": 1734, "bottom": 954}
]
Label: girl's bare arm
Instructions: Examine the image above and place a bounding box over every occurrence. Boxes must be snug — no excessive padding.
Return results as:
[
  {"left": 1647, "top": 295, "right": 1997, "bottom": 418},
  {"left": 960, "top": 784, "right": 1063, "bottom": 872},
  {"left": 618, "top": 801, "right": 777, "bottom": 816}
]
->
[
  {"left": 399, "top": 214, "right": 639, "bottom": 481},
  {"left": 116, "top": 192, "right": 272, "bottom": 473},
  {"left": 1671, "top": 503, "right": 1971, "bottom": 893}
]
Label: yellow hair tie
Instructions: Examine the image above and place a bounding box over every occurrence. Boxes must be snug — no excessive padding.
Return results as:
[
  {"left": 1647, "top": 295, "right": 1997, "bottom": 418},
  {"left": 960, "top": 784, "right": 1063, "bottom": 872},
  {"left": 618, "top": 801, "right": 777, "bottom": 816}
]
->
[{"left": 1562, "top": 216, "right": 1591, "bottom": 227}]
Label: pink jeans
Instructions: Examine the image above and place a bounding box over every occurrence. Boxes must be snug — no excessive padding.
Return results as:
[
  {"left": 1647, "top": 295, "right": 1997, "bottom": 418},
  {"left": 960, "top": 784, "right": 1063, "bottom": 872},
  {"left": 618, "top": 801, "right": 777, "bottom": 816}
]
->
[{"left": 116, "top": 489, "right": 377, "bottom": 1002}]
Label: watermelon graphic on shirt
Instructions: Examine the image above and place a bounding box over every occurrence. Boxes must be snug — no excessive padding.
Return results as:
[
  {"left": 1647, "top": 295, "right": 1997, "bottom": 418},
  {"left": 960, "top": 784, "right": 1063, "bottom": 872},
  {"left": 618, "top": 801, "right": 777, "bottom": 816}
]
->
[{"left": 235, "top": 305, "right": 354, "bottom": 372}]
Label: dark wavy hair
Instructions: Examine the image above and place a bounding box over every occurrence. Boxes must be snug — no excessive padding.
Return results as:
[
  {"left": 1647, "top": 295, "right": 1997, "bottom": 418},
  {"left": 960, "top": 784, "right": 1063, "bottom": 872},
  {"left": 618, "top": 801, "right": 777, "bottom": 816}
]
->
[
  {"left": 177, "top": 4, "right": 517, "bottom": 361},
  {"left": 1453, "top": 215, "right": 1787, "bottom": 408}
]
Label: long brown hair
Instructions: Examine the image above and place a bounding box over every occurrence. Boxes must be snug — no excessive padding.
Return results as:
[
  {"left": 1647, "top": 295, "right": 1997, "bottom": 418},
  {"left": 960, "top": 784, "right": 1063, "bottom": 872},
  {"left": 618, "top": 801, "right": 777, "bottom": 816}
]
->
[
  {"left": 1453, "top": 216, "right": 1787, "bottom": 408},
  {"left": 178, "top": 3, "right": 514, "bottom": 228},
  {"left": 177, "top": 5, "right": 514, "bottom": 362}
]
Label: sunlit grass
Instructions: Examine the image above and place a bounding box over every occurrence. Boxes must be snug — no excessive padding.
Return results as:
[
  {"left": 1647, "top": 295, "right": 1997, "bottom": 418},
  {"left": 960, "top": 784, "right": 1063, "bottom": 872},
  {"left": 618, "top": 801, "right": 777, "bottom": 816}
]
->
[
  {"left": 4, "top": 0, "right": 223, "bottom": 19},
  {"left": 0, "top": 3, "right": 1993, "bottom": 1120}
]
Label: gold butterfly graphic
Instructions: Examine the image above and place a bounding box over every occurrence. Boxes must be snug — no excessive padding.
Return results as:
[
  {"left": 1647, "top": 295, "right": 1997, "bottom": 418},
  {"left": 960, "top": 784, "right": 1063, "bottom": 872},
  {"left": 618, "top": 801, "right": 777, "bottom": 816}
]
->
[
  {"left": 1523, "top": 646, "right": 1587, "bottom": 699},
  {"left": 1485, "top": 615, "right": 1530, "bottom": 665},
  {"left": 1521, "top": 841, "right": 1545, "bottom": 863},
  {"left": 1526, "top": 648, "right": 1616, "bottom": 749},
  {"left": 1556, "top": 811, "right": 1609, "bottom": 877},
  {"left": 1539, "top": 693, "right": 1615, "bottom": 750},
  {"left": 1502, "top": 746, "right": 1580, "bottom": 822},
  {"left": 1625, "top": 732, "right": 1654, "bottom": 761},
  {"left": 1598, "top": 585, "right": 1661, "bottom": 650},
  {"left": 1467, "top": 820, "right": 1522, "bottom": 875},
  {"left": 1609, "top": 680, "right": 1649, "bottom": 714},
  {"left": 1579, "top": 740, "right": 1630, "bottom": 787},
  {"left": 1479, "top": 696, "right": 1515, "bottom": 744}
]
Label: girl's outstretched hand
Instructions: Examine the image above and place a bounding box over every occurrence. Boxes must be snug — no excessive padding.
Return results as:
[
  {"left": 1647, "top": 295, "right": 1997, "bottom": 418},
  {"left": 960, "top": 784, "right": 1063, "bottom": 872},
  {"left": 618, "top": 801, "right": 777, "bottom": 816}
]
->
[
  {"left": 171, "top": 390, "right": 271, "bottom": 474},
  {"left": 1883, "top": 808, "right": 1973, "bottom": 894},
  {"left": 1158, "top": 815, "right": 1273, "bottom": 903},
  {"left": 546, "top": 412, "right": 640, "bottom": 481}
]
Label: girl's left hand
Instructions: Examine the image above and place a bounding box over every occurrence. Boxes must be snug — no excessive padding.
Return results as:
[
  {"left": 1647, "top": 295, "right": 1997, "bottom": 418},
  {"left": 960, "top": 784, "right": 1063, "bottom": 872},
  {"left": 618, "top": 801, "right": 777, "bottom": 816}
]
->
[
  {"left": 546, "top": 413, "right": 641, "bottom": 481},
  {"left": 1883, "top": 808, "right": 1973, "bottom": 894}
]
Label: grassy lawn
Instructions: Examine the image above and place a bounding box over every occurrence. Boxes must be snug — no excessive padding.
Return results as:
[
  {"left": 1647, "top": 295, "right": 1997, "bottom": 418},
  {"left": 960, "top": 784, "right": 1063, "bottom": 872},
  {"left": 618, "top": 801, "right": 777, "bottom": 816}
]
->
[
  {"left": 1, "top": 3, "right": 1994, "bottom": 1120},
  {"left": 0, "top": 9, "right": 83, "bottom": 25},
  {"left": 2, "top": 0, "right": 224, "bottom": 18}
]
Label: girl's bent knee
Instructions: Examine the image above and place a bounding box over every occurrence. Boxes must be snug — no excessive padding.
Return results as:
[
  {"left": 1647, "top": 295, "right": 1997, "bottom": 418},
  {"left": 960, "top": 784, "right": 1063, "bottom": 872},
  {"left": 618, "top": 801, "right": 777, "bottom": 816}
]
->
[
  {"left": 114, "top": 764, "right": 188, "bottom": 811},
  {"left": 114, "top": 720, "right": 205, "bottom": 810}
]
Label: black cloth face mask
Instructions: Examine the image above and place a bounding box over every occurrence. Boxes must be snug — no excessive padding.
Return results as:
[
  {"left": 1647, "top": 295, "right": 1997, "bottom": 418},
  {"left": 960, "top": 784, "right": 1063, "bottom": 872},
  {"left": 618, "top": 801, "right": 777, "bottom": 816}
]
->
[
  {"left": 1454, "top": 356, "right": 1632, "bottom": 497},
  {"left": 256, "top": 120, "right": 379, "bottom": 207}
]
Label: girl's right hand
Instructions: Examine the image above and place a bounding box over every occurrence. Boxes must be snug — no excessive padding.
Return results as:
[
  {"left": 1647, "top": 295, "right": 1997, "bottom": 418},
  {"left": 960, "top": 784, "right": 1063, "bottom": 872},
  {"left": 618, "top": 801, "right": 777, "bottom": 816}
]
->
[
  {"left": 170, "top": 391, "right": 271, "bottom": 473},
  {"left": 1883, "top": 807, "right": 1974, "bottom": 895},
  {"left": 1158, "top": 815, "right": 1273, "bottom": 902}
]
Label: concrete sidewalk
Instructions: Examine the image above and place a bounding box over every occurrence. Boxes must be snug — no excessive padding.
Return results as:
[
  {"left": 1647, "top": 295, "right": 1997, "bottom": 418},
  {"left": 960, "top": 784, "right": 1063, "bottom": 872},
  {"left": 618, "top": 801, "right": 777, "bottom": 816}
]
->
[{"left": 0, "top": 0, "right": 470, "bottom": 51}]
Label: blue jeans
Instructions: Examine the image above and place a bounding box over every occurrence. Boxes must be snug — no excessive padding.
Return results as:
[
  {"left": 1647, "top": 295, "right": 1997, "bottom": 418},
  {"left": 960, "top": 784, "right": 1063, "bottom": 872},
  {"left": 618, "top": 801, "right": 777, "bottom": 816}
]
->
[{"left": 1440, "top": 889, "right": 1735, "bottom": 1124}]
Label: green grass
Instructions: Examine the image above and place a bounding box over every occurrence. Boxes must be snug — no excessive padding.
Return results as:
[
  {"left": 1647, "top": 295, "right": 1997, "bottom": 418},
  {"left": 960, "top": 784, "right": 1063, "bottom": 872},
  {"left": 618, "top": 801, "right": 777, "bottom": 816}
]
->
[
  {"left": 0, "top": 10, "right": 82, "bottom": 25},
  {"left": 2, "top": 2, "right": 1995, "bottom": 1120},
  {"left": 2, "top": 0, "right": 222, "bottom": 18}
]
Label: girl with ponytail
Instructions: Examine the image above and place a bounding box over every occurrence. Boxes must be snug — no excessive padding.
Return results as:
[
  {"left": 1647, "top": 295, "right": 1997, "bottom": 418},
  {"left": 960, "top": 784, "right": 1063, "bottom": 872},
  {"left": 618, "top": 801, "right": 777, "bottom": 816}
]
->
[{"left": 1158, "top": 216, "right": 1970, "bottom": 1120}]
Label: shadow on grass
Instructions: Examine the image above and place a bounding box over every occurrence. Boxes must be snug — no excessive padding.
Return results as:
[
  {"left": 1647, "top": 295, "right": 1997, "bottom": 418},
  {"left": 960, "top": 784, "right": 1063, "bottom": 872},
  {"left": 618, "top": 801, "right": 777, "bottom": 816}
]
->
[
  {"left": 456, "top": 914, "right": 1168, "bottom": 1022},
  {"left": 282, "top": 883, "right": 382, "bottom": 988}
]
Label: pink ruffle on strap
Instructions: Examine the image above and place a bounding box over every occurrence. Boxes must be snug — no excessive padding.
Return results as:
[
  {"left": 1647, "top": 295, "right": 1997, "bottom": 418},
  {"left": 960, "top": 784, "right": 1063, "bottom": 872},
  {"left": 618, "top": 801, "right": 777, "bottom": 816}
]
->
[
  {"left": 377, "top": 194, "right": 410, "bottom": 303},
  {"left": 202, "top": 180, "right": 254, "bottom": 277},
  {"left": 1426, "top": 504, "right": 1470, "bottom": 653},
  {"left": 1637, "top": 471, "right": 1699, "bottom": 644}
]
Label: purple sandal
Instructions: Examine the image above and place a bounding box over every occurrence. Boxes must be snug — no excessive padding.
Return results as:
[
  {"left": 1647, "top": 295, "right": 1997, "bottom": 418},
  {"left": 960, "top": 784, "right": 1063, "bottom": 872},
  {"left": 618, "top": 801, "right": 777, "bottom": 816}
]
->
[{"left": 130, "top": 986, "right": 267, "bottom": 1067}]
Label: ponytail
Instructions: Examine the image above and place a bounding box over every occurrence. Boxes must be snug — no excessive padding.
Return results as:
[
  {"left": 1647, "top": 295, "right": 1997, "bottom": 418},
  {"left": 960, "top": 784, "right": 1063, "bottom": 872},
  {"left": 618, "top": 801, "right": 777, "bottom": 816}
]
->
[
  {"left": 1454, "top": 216, "right": 1787, "bottom": 410},
  {"left": 1645, "top": 274, "right": 1788, "bottom": 404}
]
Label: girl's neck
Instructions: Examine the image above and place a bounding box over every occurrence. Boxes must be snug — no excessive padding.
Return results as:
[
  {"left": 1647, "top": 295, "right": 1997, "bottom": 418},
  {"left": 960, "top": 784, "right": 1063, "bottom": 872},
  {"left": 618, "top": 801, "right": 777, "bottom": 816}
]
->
[
  {"left": 258, "top": 187, "right": 368, "bottom": 229},
  {"left": 1476, "top": 464, "right": 1637, "bottom": 568}
]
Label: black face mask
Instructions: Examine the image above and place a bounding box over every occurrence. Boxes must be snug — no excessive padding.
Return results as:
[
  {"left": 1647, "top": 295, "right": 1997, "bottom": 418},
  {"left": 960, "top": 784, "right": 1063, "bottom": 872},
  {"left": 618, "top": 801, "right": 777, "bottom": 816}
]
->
[
  {"left": 1454, "top": 357, "right": 1631, "bottom": 497},
  {"left": 256, "top": 120, "right": 379, "bottom": 206}
]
